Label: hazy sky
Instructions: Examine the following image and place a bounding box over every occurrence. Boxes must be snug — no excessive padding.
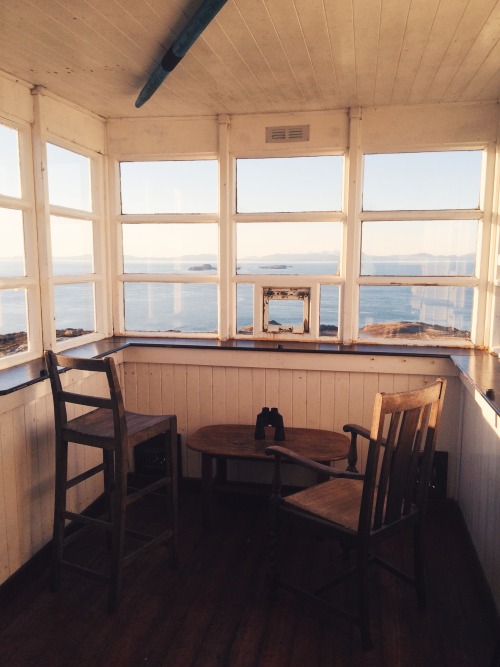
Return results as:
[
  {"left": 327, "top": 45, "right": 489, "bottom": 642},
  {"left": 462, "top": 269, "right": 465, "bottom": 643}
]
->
[{"left": 1, "top": 129, "right": 483, "bottom": 260}]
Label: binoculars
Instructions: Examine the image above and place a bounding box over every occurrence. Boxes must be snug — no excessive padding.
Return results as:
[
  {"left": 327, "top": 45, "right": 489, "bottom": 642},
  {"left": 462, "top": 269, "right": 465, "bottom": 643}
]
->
[{"left": 254, "top": 407, "right": 285, "bottom": 441}]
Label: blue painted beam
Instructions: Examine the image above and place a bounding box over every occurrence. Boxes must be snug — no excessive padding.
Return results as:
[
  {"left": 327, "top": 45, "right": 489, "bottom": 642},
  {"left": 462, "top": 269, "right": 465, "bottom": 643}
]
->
[{"left": 135, "top": 0, "right": 229, "bottom": 108}]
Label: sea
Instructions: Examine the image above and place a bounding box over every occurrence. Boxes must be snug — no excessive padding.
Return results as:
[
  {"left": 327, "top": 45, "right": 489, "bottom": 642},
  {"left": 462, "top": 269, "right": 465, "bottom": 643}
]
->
[{"left": 0, "top": 257, "right": 474, "bottom": 338}]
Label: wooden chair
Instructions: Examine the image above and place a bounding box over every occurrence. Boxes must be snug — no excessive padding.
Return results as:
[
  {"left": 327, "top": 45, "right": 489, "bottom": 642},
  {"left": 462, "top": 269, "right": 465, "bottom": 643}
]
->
[
  {"left": 265, "top": 378, "right": 446, "bottom": 649},
  {"left": 45, "top": 350, "right": 178, "bottom": 611}
]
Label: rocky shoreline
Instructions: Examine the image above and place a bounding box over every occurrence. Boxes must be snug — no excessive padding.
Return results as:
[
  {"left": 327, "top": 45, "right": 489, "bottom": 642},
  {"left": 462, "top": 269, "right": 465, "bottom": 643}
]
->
[{"left": 0, "top": 329, "right": 92, "bottom": 357}]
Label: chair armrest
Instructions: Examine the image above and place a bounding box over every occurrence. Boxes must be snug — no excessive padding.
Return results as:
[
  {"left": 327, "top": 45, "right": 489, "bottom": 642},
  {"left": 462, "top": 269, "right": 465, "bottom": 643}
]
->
[
  {"left": 343, "top": 423, "right": 371, "bottom": 440},
  {"left": 265, "top": 445, "right": 364, "bottom": 480}
]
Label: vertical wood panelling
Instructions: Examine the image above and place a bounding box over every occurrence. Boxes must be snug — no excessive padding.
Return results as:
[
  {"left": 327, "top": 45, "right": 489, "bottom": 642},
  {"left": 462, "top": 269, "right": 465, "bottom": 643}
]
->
[
  {"left": 459, "top": 383, "right": 500, "bottom": 611},
  {"left": 0, "top": 368, "right": 114, "bottom": 585}
]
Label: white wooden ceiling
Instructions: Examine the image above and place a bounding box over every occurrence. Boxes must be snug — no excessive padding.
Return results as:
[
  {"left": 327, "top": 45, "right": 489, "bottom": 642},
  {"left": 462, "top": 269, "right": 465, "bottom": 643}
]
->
[{"left": 1, "top": 0, "right": 499, "bottom": 119}]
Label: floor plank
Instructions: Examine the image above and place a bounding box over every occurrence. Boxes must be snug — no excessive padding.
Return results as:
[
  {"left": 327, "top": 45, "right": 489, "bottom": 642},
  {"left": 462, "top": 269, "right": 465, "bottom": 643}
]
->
[{"left": 0, "top": 487, "right": 498, "bottom": 667}]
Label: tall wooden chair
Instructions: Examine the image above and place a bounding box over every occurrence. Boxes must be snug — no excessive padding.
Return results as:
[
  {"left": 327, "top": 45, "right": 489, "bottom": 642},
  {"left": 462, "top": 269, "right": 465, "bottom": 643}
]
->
[
  {"left": 45, "top": 350, "right": 178, "bottom": 611},
  {"left": 265, "top": 378, "right": 446, "bottom": 649}
]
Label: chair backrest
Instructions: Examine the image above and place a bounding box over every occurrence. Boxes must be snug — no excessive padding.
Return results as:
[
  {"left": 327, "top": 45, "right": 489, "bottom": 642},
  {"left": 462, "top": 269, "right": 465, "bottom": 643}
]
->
[
  {"left": 44, "top": 350, "right": 126, "bottom": 444},
  {"left": 359, "top": 378, "right": 446, "bottom": 536}
]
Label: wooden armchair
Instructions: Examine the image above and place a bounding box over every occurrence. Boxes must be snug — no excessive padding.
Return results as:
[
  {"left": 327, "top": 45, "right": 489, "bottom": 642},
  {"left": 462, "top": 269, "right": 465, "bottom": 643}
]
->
[{"left": 265, "top": 378, "right": 446, "bottom": 650}]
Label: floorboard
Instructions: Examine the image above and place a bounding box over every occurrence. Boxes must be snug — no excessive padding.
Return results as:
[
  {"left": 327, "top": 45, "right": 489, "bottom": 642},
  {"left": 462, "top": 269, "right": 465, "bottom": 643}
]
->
[{"left": 0, "top": 486, "right": 498, "bottom": 667}]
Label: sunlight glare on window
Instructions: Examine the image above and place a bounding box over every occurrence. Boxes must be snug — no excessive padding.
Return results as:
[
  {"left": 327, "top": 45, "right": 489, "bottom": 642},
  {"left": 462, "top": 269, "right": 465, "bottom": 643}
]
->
[
  {"left": 120, "top": 160, "right": 218, "bottom": 214},
  {"left": 236, "top": 156, "right": 343, "bottom": 213},
  {"left": 0, "top": 208, "right": 25, "bottom": 276},
  {"left": 46, "top": 143, "right": 92, "bottom": 211},
  {"left": 0, "top": 123, "right": 21, "bottom": 198},
  {"left": 363, "top": 151, "right": 482, "bottom": 211}
]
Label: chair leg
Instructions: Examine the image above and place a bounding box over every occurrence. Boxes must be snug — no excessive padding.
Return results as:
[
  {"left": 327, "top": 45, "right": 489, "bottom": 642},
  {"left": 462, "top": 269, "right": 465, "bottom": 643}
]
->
[
  {"left": 167, "top": 425, "right": 179, "bottom": 568},
  {"left": 51, "top": 437, "right": 68, "bottom": 592},
  {"left": 108, "top": 449, "right": 126, "bottom": 612},
  {"left": 413, "top": 522, "right": 426, "bottom": 608},
  {"left": 267, "top": 497, "right": 281, "bottom": 592},
  {"left": 103, "top": 449, "right": 114, "bottom": 551},
  {"left": 356, "top": 549, "right": 373, "bottom": 650}
]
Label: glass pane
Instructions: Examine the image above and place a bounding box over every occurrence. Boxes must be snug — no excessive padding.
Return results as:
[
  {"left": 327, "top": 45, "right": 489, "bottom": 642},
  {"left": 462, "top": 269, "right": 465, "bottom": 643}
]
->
[
  {"left": 236, "top": 156, "right": 343, "bottom": 213},
  {"left": 120, "top": 160, "right": 218, "bottom": 214},
  {"left": 50, "top": 216, "right": 94, "bottom": 275},
  {"left": 363, "top": 151, "right": 482, "bottom": 211},
  {"left": 320, "top": 285, "right": 339, "bottom": 336},
  {"left": 0, "top": 208, "right": 25, "bottom": 276},
  {"left": 54, "top": 283, "right": 95, "bottom": 339},
  {"left": 361, "top": 220, "right": 477, "bottom": 276},
  {"left": 267, "top": 299, "right": 304, "bottom": 328},
  {"left": 236, "top": 284, "right": 253, "bottom": 334},
  {"left": 46, "top": 143, "right": 92, "bottom": 211},
  {"left": 237, "top": 222, "right": 341, "bottom": 275},
  {"left": 0, "top": 289, "right": 28, "bottom": 357},
  {"left": 122, "top": 223, "right": 218, "bottom": 274},
  {"left": 0, "top": 124, "right": 21, "bottom": 198},
  {"left": 359, "top": 285, "right": 473, "bottom": 340},
  {"left": 124, "top": 283, "right": 217, "bottom": 333}
]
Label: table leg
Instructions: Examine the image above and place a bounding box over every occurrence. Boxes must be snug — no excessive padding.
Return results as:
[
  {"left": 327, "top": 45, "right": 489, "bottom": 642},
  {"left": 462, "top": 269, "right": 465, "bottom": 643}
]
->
[
  {"left": 215, "top": 457, "right": 227, "bottom": 484},
  {"left": 201, "top": 453, "right": 213, "bottom": 528}
]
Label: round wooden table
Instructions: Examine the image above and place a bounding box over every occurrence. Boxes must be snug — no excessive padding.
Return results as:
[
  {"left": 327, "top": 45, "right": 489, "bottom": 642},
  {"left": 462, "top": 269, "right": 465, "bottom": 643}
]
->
[{"left": 186, "top": 424, "right": 354, "bottom": 526}]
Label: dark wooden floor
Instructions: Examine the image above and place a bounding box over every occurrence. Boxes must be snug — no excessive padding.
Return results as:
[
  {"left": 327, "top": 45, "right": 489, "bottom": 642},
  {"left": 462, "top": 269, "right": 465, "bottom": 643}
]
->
[{"left": 0, "top": 484, "right": 498, "bottom": 667}]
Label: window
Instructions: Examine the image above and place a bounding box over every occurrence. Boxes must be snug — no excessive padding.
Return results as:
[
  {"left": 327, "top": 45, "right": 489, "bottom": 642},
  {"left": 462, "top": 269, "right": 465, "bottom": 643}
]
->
[
  {"left": 234, "top": 155, "right": 344, "bottom": 339},
  {"left": 0, "top": 121, "right": 39, "bottom": 366},
  {"left": 118, "top": 160, "right": 219, "bottom": 335},
  {"left": 358, "top": 151, "right": 483, "bottom": 343},
  {"left": 46, "top": 142, "right": 103, "bottom": 346}
]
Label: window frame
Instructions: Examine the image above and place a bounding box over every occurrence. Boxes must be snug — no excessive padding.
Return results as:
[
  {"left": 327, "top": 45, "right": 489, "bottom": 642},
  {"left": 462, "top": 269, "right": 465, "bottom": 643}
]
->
[
  {"left": 352, "top": 146, "right": 491, "bottom": 347},
  {"left": 0, "top": 116, "right": 41, "bottom": 370},
  {"left": 231, "top": 150, "right": 346, "bottom": 342},
  {"left": 113, "top": 155, "right": 221, "bottom": 339},
  {"left": 42, "top": 137, "right": 109, "bottom": 353}
]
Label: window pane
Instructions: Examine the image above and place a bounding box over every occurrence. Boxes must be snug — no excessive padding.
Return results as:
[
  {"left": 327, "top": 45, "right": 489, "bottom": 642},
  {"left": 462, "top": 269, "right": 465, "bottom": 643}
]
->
[
  {"left": 120, "top": 160, "right": 218, "bottom": 214},
  {"left": 359, "top": 286, "right": 473, "bottom": 340},
  {"left": 361, "top": 220, "right": 477, "bottom": 276},
  {"left": 0, "top": 208, "right": 25, "bottom": 276},
  {"left": 237, "top": 222, "right": 341, "bottom": 275},
  {"left": 124, "top": 283, "right": 217, "bottom": 333},
  {"left": 267, "top": 299, "right": 304, "bottom": 329},
  {"left": 47, "top": 143, "right": 92, "bottom": 211},
  {"left": 0, "top": 124, "right": 21, "bottom": 198},
  {"left": 236, "top": 284, "right": 253, "bottom": 334},
  {"left": 320, "top": 285, "right": 339, "bottom": 336},
  {"left": 122, "top": 223, "right": 218, "bottom": 274},
  {"left": 0, "top": 289, "right": 28, "bottom": 357},
  {"left": 363, "top": 151, "right": 482, "bottom": 210},
  {"left": 50, "top": 216, "right": 94, "bottom": 275},
  {"left": 54, "top": 283, "right": 95, "bottom": 339},
  {"left": 236, "top": 156, "right": 343, "bottom": 213}
]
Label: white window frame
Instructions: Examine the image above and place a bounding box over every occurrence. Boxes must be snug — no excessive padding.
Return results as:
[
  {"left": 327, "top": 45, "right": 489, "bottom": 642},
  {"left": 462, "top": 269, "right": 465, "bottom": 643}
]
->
[
  {"left": 351, "top": 145, "right": 494, "bottom": 348},
  {"left": 231, "top": 150, "right": 346, "bottom": 342},
  {"left": 41, "top": 137, "right": 109, "bottom": 353},
  {"left": 0, "top": 115, "right": 42, "bottom": 370},
  {"left": 112, "top": 155, "right": 220, "bottom": 339}
]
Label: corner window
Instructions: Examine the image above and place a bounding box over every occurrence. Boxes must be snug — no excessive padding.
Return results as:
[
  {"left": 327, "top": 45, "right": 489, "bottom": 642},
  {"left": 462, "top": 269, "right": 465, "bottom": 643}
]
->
[
  {"left": 358, "top": 151, "right": 482, "bottom": 343},
  {"left": 46, "top": 143, "right": 99, "bottom": 343},
  {"left": 0, "top": 121, "right": 39, "bottom": 366}
]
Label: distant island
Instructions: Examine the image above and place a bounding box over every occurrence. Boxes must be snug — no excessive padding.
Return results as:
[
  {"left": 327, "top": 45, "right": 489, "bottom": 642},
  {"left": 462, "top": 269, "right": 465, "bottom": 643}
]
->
[
  {"left": 189, "top": 263, "right": 217, "bottom": 271},
  {"left": 259, "top": 264, "right": 289, "bottom": 269}
]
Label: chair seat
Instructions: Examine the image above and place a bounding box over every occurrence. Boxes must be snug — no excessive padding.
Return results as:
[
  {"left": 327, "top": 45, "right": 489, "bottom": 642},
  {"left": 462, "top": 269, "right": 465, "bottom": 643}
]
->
[
  {"left": 284, "top": 478, "right": 364, "bottom": 532},
  {"left": 63, "top": 408, "right": 174, "bottom": 448}
]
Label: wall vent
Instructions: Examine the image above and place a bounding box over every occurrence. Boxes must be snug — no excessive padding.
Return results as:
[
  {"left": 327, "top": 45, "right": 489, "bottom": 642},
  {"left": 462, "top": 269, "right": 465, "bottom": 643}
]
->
[{"left": 265, "top": 125, "right": 310, "bottom": 143}]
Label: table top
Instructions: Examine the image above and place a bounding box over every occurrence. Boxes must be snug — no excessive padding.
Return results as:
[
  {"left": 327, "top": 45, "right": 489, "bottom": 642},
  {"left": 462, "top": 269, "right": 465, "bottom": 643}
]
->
[{"left": 186, "top": 424, "right": 350, "bottom": 462}]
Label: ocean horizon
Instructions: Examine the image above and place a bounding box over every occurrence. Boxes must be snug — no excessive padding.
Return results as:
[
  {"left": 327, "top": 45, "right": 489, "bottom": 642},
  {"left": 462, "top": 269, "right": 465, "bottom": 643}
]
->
[{"left": 0, "top": 256, "right": 475, "bottom": 339}]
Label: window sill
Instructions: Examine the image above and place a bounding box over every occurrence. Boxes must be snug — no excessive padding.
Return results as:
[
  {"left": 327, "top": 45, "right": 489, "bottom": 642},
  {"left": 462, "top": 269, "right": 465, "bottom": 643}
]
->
[{"left": 1, "top": 335, "right": 496, "bottom": 415}]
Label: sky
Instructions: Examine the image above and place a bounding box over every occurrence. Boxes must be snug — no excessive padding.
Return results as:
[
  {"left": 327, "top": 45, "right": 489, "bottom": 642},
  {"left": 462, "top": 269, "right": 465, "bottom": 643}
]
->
[{"left": 0, "top": 126, "right": 483, "bottom": 261}]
